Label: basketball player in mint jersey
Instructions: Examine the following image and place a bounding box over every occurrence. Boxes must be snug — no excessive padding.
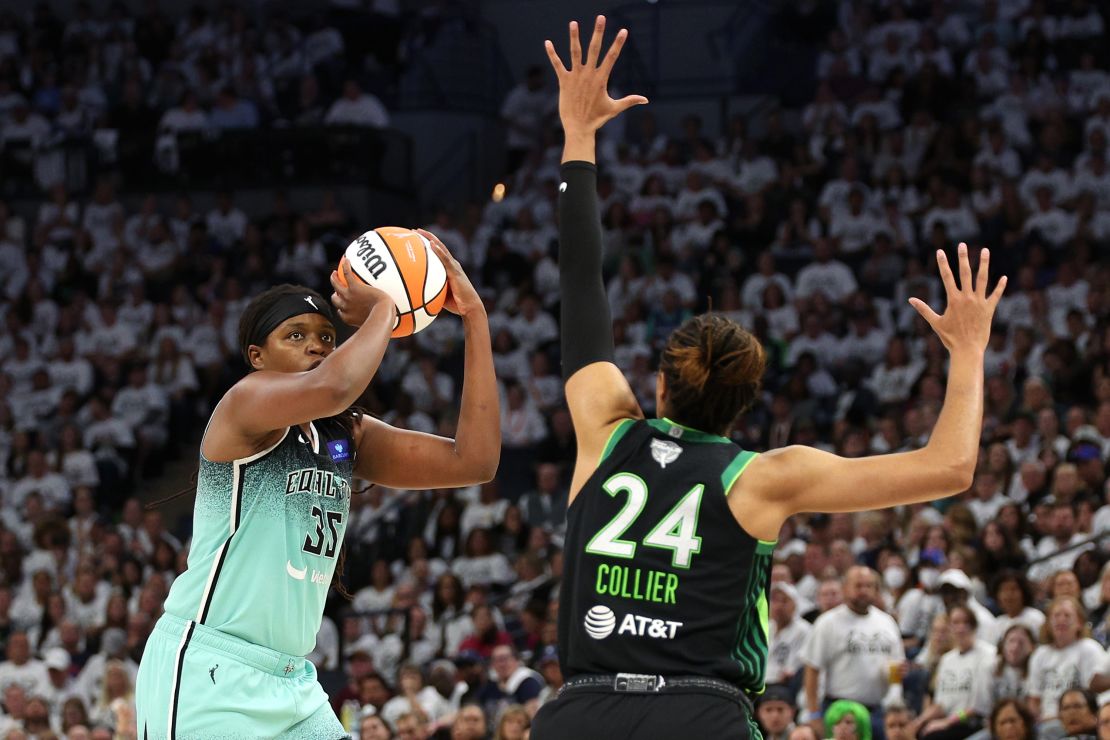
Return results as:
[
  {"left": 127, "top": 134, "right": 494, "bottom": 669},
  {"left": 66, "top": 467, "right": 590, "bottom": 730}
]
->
[
  {"left": 135, "top": 232, "right": 500, "bottom": 739},
  {"left": 531, "top": 17, "right": 1007, "bottom": 740}
]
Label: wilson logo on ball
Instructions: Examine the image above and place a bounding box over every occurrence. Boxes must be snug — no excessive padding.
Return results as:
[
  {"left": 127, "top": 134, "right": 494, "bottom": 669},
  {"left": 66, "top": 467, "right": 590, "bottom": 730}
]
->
[
  {"left": 337, "top": 227, "right": 449, "bottom": 338},
  {"left": 353, "top": 235, "right": 388, "bottom": 280}
]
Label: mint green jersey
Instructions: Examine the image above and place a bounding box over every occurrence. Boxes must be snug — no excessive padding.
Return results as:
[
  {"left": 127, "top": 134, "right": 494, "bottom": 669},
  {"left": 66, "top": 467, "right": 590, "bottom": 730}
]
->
[{"left": 162, "top": 418, "right": 355, "bottom": 657}]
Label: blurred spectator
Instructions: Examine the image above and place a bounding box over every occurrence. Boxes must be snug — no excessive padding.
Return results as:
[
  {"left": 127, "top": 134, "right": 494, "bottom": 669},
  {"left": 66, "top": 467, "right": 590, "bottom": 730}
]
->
[
  {"left": 500, "top": 66, "right": 553, "bottom": 174},
  {"left": 324, "top": 80, "right": 388, "bottom": 128},
  {"left": 476, "top": 645, "right": 541, "bottom": 722}
]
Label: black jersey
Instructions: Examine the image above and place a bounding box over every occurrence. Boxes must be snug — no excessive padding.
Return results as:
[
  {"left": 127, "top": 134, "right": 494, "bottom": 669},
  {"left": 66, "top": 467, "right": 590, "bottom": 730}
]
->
[{"left": 558, "top": 417, "right": 773, "bottom": 693}]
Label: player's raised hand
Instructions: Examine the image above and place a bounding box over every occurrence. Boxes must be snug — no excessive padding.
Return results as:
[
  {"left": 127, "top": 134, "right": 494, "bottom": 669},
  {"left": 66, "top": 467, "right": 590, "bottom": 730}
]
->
[
  {"left": 908, "top": 243, "right": 1007, "bottom": 354},
  {"left": 544, "top": 15, "right": 648, "bottom": 137},
  {"left": 417, "top": 229, "right": 483, "bottom": 319},
  {"left": 330, "top": 259, "right": 395, "bottom": 328}
]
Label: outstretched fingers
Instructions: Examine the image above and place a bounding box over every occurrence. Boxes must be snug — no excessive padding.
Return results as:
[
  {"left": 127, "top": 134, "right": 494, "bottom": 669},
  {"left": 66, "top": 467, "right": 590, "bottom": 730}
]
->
[
  {"left": 976, "top": 247, "right": 990, "bottom": 298},
  {"left": 908, "top": 297, "right": 941, "bottom": 328},
  {"left": 614, "top": 94, "right": 650, "bottom": 113},
  {"left": 600, "top": 28, "right": 629, "bottom": 77},
  {"left": 957, "top": 242, "right": 973, "bottom": 293},
  {"left": 935, "top": 248, "right": 958, "bottom": 298},
  {"left": 544, "top": 40, "right": 566, "bottom": 77},
  {"left": 568, "top": 20, "right": 582, "bottom": 68},
  {"left": 586, "top": 15, "right": 605, "bottom": 67},
  {"left": 988, "top": 275, "right": 1009, "bottom": 308}
]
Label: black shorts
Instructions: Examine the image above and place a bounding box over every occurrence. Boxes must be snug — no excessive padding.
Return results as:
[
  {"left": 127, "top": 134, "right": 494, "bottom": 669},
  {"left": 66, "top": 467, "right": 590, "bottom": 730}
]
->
[{"left": 531, "top": 689, "right": 758, "bottom": 740}]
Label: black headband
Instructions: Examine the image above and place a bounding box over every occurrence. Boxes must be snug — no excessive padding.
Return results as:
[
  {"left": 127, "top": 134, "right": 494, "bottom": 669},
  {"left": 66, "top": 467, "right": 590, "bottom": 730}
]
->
[{"left": 249, "top": 293, "right": 335, "bottom": 353}]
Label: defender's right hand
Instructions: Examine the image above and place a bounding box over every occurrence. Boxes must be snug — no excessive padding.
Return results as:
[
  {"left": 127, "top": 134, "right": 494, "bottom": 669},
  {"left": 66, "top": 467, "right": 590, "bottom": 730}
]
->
[
  {"left": 909, "top": 242, "right": 1007, "bottom": 354},
  {"left": 544, "top": 16, "right": 648, "bottom": 136},
  {"left": 330, "top": 259, "right": 396, "bottom": 328}
]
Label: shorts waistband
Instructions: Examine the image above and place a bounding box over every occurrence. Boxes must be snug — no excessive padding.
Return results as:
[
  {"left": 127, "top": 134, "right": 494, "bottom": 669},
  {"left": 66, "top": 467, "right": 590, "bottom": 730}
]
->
[
  {"left": 155, "top": 613, "right": 306, "bottom": 678},
  {"left": 560, "top": 673, "right": 753, "bottom": 714}
]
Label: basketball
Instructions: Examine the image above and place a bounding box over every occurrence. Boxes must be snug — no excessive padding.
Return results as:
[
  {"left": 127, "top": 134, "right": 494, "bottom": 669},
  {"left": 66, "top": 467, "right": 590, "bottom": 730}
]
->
[{"left": 337, "top": 227, "right": 449, "bottom": 337}]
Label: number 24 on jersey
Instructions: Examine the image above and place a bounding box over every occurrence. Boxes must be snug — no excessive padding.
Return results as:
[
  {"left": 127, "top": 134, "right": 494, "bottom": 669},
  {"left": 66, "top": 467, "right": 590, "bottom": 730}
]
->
[{"left": 585, "top": 472, "right": 704, "bottom": 569}]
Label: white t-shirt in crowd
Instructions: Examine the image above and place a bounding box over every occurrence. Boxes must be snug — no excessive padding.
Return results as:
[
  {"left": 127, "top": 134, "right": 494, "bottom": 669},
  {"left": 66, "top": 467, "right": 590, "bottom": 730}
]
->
[
  {"left": 968, "top": 493, "right": 1010, "bottom": 528},
  {"left": 799, "top": 604, "right": 905, "bottom": 707},
  {"left": 1026, "top": 638, "right": 1110, "bottom": 718},
  {"left": 994, "top": 608, "right": 1045, "bottom": 640},
  {"left": 867, "top": 360, "right": 926, "bottom": 404},
  {"left": 768, "top": 615, "right": 814, "bottom": 685},
  {"left": 325, "top": 94, "right": 390, "bottom": 128},
  {"left": 896, "top": 589, "right": 942, "bottom": 643},
  {"left": 500, "top": 84, "right": 553, "bottom": 149},
  {"left": 972, "top": 663, "right": 1028, "bottom": 717},
  {"left": 0, "top": 659, "right": 49, "bottom": 696},
  {"left": 931, "top": 641, "right": 996, "bottom": 714},
  {"left": 794, "top": 260, "right": 858, "bottom": 303},
  {"left": 452, "top": 554, "right": 514, "bottom": 589}
]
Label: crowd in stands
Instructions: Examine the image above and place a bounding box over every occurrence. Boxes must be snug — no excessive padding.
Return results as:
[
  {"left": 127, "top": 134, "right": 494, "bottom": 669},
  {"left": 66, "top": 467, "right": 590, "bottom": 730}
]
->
[
  {"left": 0, "top": 0, "right": 1110, "bottom": 738},
  {"left": 0, "top": 0, "right": 480, "bottom": 190}
]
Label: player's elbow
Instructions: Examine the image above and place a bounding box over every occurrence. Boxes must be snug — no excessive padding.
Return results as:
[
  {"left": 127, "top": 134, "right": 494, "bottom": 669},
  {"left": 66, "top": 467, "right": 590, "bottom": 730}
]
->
[
  {"left": 469, "top": 451, "right": 500, "bottom": 484},
  {"left": 937, "top": 459, "right": 975, "bottom": 494}
]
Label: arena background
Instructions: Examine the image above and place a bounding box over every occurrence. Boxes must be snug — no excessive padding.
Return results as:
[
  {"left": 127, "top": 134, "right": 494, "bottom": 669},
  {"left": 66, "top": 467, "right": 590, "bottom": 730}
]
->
[{"left": 0, "top": 0, "right": 1108, "bottom": 738}]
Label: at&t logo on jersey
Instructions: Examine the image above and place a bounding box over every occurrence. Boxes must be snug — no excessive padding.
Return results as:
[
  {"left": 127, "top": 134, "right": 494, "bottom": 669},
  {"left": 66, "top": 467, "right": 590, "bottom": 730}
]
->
[
  {"left": 584, "top": 605, "right": 682, "bottom": 640},
  {"left": 584, "top": 605, "right": 616, "bottom": 638}
]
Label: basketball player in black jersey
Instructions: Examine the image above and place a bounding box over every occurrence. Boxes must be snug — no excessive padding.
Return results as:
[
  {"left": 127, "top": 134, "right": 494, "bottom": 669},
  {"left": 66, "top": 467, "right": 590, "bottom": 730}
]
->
[{"left": 531, "top": 17, "right": 1007, "bottom": 740}]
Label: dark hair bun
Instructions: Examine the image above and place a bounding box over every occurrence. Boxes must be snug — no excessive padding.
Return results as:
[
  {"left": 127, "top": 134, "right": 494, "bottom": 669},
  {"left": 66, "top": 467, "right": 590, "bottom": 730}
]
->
[{"left": 659, "top": 314, "right": 766, "bottom": 435}]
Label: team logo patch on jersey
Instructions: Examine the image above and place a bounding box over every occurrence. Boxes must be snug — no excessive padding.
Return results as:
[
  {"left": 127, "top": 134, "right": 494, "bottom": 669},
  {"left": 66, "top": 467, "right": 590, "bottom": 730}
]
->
[
  {"left": 584, "top": 605, "right": 616, "bottom": 639},
  {"left": 326, "top": 438, "right": 351, "bottom": 462},
  {"left": 650, "top": 439, "right": 683, "bottom": 468}
]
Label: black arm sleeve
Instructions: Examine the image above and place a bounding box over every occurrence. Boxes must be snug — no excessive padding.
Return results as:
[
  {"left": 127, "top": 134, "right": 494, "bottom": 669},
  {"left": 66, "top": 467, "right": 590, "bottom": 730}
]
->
[{"left": 558, "top": 160, "right": 615, "bottom": 380}]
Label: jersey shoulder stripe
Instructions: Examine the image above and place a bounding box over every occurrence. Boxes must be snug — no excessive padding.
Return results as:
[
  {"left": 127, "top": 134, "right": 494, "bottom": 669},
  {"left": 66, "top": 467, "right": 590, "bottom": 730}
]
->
[
  {"left": 599, "top": 419, "right": 638, "bottom": 463},
  {"left": 721, "top": 450, "right": 759, "bottom": 494}
]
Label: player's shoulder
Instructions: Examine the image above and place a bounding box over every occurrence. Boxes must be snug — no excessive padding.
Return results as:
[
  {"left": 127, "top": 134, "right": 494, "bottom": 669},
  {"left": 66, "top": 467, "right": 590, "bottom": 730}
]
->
[{"left": 735, "top": 445, "right": 809, "bottom": 493}]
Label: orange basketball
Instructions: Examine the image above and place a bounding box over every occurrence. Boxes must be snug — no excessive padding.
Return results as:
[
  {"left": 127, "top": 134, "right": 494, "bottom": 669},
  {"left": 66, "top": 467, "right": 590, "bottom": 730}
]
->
[{"left": 337, "top": 227, "right": 448, "bottom": 337}]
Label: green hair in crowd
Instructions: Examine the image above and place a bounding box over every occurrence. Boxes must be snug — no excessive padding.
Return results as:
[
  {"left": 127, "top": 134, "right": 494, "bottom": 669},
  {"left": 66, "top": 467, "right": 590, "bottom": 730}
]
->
[{"left": 824, "top": 700, "right": 872, "bottom": 740}]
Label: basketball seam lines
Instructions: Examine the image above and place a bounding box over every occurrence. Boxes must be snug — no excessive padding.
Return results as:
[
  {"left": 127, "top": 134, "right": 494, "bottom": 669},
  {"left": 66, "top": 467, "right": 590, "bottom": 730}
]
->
[
  {"left": 430, "top": 282, "right": 447, "bottom": 315},
  {"left": 375, "top": 227, "right": 416, "bottom": 314},
  {"left": 419, "top": 233, "right": 430, "bottom": 308}
]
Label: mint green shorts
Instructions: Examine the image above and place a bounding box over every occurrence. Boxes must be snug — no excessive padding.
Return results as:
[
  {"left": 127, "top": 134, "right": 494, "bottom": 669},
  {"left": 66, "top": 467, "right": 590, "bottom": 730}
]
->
[{"left": 135, "top": 613, "right": 347, "bottom": 739}]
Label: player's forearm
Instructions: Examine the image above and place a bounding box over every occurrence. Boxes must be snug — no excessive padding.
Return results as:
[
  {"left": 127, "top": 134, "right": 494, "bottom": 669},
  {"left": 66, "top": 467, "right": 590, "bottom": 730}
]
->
[
  {"left": 921, "top": 349, "right": 983, "bottom": 491},
  {"left": 452, "top": 310, "right": 500, "bottom": 482},
  {"left": 562, "top": 130, "right": 597, "bottom": 165},
  {"left": 558, "top": 160, "right": 615, "bottom": 380},
  {"left": 319, "top": 304, "right": 396, "bottom": 409}
]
